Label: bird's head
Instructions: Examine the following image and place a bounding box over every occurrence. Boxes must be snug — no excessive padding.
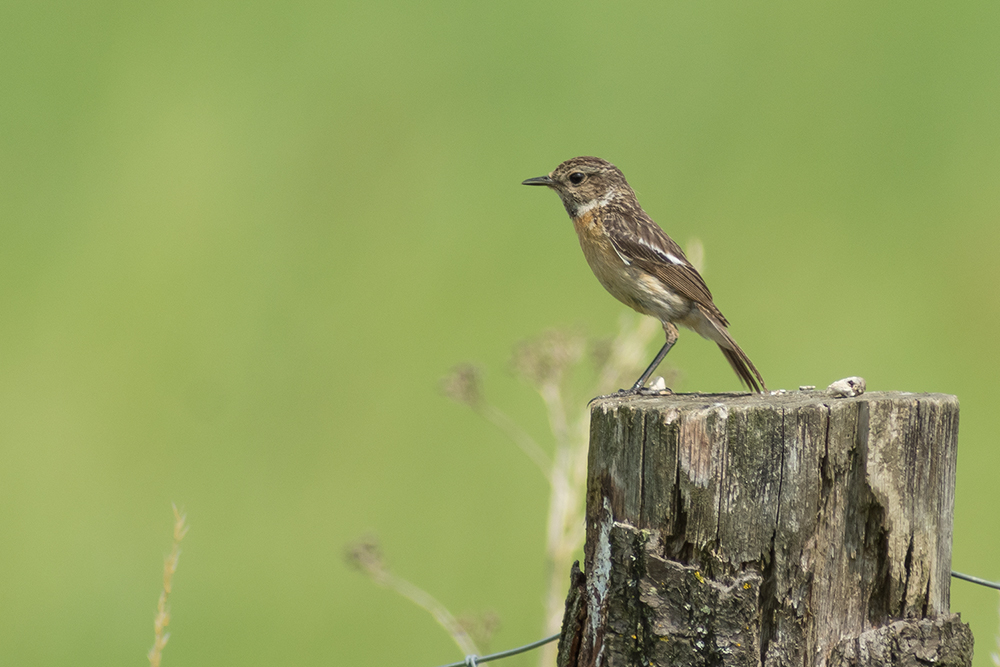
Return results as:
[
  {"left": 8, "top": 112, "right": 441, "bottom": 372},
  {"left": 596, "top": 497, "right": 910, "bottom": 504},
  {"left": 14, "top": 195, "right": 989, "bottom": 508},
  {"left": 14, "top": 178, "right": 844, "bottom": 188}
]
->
[{"left": 522, "top": 156, "right": 634, "bottom": 217}]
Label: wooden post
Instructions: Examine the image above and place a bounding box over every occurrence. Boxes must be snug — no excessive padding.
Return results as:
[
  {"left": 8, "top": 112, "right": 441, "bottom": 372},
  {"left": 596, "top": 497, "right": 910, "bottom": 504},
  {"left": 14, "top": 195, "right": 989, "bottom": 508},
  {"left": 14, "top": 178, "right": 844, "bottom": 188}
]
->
[{"left": 556, "top": 391, "right": 972, "bottom": 667}]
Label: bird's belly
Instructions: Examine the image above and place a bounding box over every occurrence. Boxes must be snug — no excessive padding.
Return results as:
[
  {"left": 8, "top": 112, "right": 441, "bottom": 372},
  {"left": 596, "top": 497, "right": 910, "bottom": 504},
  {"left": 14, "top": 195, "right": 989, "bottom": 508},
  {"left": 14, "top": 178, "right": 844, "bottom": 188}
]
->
[
  {"left": 598, "top": 266, "right": 692, "bottom": 322},
  {"left": 575, "top": 225, "right": 692, "bottom": 323}
]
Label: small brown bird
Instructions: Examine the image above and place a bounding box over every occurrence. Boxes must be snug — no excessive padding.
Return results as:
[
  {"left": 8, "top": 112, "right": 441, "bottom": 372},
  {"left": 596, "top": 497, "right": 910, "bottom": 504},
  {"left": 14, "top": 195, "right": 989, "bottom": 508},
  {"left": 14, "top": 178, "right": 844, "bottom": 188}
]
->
[{"left": 522, "top": 156, "right": 766, "bottom": 394}]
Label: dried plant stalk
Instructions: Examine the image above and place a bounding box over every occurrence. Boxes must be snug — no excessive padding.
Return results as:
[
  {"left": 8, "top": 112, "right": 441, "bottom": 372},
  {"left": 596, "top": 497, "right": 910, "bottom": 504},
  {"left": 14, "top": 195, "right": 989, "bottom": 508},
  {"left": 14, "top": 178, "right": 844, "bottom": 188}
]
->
[
  {"left": 346, "top": 536, "right": 488, "bottom": 657},
  {"left": 148, "top": 504, "right": 189, "bottom": 667}
]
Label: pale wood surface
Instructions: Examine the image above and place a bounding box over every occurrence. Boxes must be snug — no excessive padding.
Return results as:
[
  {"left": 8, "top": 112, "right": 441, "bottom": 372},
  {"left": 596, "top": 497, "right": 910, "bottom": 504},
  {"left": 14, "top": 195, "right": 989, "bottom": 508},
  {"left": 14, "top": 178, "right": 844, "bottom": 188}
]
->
[{"left": 557, "top": 391, "right": 972, "bottom": 667}]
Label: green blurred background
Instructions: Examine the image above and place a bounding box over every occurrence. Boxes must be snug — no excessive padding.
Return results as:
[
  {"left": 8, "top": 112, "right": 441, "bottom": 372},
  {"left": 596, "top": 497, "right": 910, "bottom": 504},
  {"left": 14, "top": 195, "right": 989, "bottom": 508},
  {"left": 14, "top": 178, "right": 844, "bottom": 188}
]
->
[{"left": 2, "top": 1, "right": 999, "bottom": 664}]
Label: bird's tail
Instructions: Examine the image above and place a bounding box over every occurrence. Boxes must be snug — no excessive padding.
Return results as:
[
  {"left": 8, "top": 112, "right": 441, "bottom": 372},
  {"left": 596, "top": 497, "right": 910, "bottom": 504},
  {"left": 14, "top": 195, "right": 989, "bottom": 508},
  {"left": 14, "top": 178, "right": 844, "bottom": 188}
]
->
[
  {"left": 695, "top": 305, "right": 767, "bottom": 393},
  {"left": 718, "top": 342, "right": 766, "bottom": 393}
]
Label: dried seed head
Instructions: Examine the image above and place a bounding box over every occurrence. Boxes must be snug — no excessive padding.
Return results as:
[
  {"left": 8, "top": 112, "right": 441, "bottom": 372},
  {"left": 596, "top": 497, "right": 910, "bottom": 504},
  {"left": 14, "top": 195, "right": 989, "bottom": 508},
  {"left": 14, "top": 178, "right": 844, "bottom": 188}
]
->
[
  {"left": 440, "top": 363, "right": 484, "bottom": 407},
  {"left": 345, "top": 534, "right": 386, "bottom": 577},
  {"left": 511, "top": 329, "right": 585, "bottom": 388}
]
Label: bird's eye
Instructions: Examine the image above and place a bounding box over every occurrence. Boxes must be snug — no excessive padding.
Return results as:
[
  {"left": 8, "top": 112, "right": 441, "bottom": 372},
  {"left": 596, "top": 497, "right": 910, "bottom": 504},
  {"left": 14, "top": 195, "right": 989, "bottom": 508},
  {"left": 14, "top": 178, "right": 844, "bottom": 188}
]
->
[{"left": 569, "top": 172, "right": 586, "bottom": 185}]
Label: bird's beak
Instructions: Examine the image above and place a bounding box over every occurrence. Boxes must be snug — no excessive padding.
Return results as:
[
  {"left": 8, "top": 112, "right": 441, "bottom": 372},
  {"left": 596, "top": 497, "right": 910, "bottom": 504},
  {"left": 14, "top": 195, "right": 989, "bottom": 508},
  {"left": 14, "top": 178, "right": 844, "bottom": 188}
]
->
[{"left": 521, "top": 175, "right": 554, "bottom": 187}]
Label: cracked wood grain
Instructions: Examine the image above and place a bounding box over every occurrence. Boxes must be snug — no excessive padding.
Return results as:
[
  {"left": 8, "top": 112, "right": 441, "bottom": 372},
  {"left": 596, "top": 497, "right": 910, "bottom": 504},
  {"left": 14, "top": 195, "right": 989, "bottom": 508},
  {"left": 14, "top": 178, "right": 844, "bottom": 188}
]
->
[{"left": 557, "top": 391, "right": 971, "bottom": 667}]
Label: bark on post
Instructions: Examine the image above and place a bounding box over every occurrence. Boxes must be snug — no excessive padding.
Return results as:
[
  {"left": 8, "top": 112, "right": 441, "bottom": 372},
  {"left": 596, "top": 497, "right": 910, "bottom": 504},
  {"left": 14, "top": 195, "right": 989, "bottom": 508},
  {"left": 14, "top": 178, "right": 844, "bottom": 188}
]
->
[{"left": 556, "top": 391, "right": 972, "bottom": 667}]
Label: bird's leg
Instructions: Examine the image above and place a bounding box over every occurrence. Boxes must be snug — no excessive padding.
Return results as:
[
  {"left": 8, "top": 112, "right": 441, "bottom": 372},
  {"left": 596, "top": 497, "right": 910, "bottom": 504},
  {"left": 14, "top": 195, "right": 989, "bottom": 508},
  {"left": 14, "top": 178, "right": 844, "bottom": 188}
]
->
[
  {"left": 590, "top": 323, "right": 679, "bottom": 402},
  {"left": 628, "top": 322, "right": 679, "bottom": 392},
  {"left": 629, "top": 343, "right": 673, "bottom": 391}
]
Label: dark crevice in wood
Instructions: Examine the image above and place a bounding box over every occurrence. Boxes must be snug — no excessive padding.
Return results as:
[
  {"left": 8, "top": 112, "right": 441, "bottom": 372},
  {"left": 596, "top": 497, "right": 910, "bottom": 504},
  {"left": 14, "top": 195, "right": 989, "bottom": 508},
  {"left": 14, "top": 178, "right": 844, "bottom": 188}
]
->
[
  {"left": 629, "top": 530, "right": 650, "bottom": 666},
  {"left": 910, "top": 400, "right": 921, "bottom": 521},
  {"left": 819, "top": 403, "right": 833, "bottom": 509},
  {"left": 922, "top": 571, "right": 932, "bottom": 619},
  {"left": 774, "top": 407, "right": 787, "bottom": 529},
  {"left": 865, "top": 498, "right": 891, "bottom": 626},
  {"left": 638, "top": 410, "right": 648, "bottom": 528},
  {"left": 714, "top": 413, "right": 727, "bottom": 558},
  {"left": 664, "top": 450, "right": 692, "bottom": 563},
  {"left": 902, "top": 532, "right": 915, "bottom": 616},
  {"left": 759, "top": 533, "right": 779, "bottom": 665},
  {"left": 759, "top": 407, "right": 788, "bottom": 666}
]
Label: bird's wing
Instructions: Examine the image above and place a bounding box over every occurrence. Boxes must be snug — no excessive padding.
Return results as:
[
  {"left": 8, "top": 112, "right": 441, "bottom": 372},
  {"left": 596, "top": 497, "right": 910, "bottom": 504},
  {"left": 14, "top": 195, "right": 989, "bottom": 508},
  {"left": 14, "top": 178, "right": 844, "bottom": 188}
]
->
[{"left": 603, "top": 211, "right": 729, "bottom": 326}]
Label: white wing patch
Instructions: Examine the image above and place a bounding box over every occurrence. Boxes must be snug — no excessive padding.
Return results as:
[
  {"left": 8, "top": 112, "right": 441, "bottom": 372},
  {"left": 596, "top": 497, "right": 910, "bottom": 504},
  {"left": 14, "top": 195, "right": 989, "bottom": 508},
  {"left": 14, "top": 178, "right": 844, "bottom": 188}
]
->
[
  {"left": 609, "top": 231, "right": 688, "bottom": 269},
  {"left": 633, "top": 234, "right": 686, "bottom": 266}
]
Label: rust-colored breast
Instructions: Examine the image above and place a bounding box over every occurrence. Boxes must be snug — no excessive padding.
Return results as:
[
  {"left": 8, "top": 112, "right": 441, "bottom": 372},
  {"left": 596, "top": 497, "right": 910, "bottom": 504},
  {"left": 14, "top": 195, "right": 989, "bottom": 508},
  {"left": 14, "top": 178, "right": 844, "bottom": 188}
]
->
[
  {"left": 571, "top": 210, "right": 617, "bottom": 276},
  {"left": 572, "top": 210, "right": 646, "bottom": 311}
]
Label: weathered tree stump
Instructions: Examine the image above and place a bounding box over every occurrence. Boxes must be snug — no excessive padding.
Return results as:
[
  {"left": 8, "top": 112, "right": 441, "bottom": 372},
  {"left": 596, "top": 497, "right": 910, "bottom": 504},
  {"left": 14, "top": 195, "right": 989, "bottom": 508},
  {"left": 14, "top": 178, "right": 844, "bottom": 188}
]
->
[{"left": 556, "top": 391, "right": 972, "bottom": 667}]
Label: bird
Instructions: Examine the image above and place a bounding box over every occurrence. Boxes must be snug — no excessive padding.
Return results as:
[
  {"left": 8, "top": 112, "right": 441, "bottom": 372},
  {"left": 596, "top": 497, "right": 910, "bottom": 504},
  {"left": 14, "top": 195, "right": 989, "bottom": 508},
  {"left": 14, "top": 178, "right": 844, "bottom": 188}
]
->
[{"left": 522, "top": 156, "right": 766, "bottom": 395}]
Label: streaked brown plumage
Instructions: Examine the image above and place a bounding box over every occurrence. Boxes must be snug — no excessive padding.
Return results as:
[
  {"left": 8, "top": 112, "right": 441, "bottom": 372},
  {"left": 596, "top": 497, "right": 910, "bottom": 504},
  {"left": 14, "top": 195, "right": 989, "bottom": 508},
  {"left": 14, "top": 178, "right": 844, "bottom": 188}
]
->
[{"left": 522, "top": 156, "right": 766, "bottom": 394}]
